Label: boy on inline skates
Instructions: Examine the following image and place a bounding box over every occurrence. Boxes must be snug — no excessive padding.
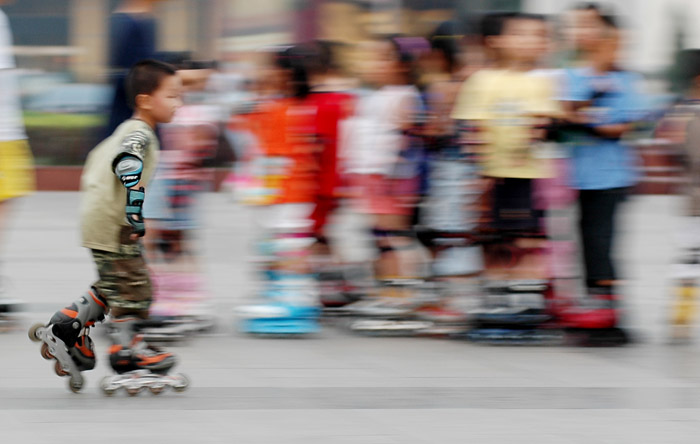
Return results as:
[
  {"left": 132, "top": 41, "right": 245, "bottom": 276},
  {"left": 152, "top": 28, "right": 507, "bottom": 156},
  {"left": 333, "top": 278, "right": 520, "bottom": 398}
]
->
[{"left": 29, "top": 60, "right": 188, "bottom": 394}]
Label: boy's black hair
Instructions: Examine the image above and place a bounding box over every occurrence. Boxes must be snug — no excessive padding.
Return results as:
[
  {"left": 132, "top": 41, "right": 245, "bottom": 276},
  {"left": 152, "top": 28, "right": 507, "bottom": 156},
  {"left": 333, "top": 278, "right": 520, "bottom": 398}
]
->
[
  {"left": 386, "top": 34, "right": 426, "bottom": 86},
  {"left": 573, "top": 2, "right": 603, "bottom": 12},
  {"left": 517, "top": 12, "right": 548, "bottom": 22},
  {"left": 311, "top": 40, "right": 343, "bottom": 74},
  {"left": 274, "top": 45, "right": 313, "bottom": 99},
  {"left": 125, "top": 59, "right": 177, "bottom": 109},
  {"left": 489, "top": 12, "right": 548, "bottom": 38},
  {"left": 387, "top": 34, "right": 416, "bottom": 66},
  {"left": 599, "top": 13, "right": 619, "bottom": 29},
  {"left": 479, "top": 11, "right": 515, "bottom": 39},
  {"left": 429, "top": 21, "right": 461, "bottom": 73},
  {"left": 572, "top": 2, "right": 620, "bottom": 29},
  {"left": 481, "top": 11, "right": 548, "bottom": 39}
]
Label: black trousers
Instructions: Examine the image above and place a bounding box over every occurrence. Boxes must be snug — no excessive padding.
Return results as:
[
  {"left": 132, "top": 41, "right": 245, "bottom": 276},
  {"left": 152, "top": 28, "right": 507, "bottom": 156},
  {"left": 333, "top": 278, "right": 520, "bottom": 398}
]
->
[{"left": 578, "top": 187, "right": 628, "bottom": 287}]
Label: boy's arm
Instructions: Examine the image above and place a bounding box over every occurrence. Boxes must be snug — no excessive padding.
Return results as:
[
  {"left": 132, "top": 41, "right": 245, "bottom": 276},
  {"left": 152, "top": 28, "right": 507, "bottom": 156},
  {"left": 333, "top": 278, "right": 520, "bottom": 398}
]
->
[
  {"left": 562, "top": 71, "right": 640, "bottom": 140},
  {"left": 112, "top": 130, "right": 150, "bottom": 238}
]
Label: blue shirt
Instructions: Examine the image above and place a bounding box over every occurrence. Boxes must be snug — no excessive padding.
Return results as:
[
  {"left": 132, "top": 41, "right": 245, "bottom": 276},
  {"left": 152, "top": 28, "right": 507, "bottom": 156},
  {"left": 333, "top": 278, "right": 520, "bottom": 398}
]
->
[{"left": 563, "top": 68, "right": 644, "bottom": 190}]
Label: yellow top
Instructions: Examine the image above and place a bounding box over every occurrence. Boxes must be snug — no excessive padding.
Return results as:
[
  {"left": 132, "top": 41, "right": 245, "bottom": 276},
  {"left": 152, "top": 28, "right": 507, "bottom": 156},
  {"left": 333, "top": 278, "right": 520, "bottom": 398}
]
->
[{"left": 452, "top": 69, "right": 561, "bottom": 179}]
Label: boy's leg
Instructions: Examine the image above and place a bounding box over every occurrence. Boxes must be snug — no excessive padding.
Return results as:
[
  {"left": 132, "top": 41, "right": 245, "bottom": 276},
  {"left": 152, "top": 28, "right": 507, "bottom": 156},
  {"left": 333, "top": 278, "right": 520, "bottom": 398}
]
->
[
  {"left": 489, "top": 178, "right": 544, "bottom": 280},
  {"left": 91, "top": 240, "right": 152, "bottom": 319},
  {"left": 578, "top": 188, "right": 627, "bottom": 289},
  {"left": 578, "top": 190, "right": 597, "bottom": 287},
  {"left": 91, "top": 244, "right": 176, "bottom": 374}
]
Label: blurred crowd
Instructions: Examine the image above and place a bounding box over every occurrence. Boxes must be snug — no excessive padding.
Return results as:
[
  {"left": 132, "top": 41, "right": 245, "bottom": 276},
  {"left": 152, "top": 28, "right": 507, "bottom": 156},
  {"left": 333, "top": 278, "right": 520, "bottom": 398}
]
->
[
  {"left": 187, "top": 2, "right": 662, "bottom": 342},
  {"left": 4, "top": 0, "right": 700, "bottom": 343}
]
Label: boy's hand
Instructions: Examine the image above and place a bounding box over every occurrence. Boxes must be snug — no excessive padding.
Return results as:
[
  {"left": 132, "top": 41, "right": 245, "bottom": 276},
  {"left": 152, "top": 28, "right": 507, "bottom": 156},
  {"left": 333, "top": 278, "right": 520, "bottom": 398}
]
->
[
  {"left": 126, "top": 187, "right": 146, "bottom": 238},
  {"left": 564, "top": 111, "right": 590, "bottom": 125}
]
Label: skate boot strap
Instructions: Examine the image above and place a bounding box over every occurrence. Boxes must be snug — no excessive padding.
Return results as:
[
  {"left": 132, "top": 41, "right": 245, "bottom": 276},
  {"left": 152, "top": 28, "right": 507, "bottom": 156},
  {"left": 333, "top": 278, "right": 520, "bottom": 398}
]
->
[{"left": 74, "top": 336, "right": 95, "bottom": 358}]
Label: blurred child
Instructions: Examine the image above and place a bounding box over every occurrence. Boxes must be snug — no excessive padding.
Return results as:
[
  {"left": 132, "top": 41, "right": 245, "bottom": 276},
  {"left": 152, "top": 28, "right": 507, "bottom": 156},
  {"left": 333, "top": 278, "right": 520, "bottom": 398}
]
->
[
  {"left": 306, "top": 41, "right": 355, "bottom": 254},
  {"left": 562, "top": 2, "right": 610, "bottom": 67},
  {"left": 452, "top": 12, "right": 561, "bottom": 282},
  {"left": 0, "top": 0, "right": 34, "bottom": 322},
  {"left": 420, "top": 22, "right": 475, "bottom": 245},
  {"left": 235, "top": 46, "right": 323, "bottom": 334},
  {"left": 342, "top": 37, "right": 428, "bottom": 298},
  {"left": 302, "top": 41, "right": 363, "bottom": 308},
  {"left": 560, "top": 9, "right": 642, "bottom": 313},
  {"left": 415, "top": 22, "right": 483, "bottom": 320}
]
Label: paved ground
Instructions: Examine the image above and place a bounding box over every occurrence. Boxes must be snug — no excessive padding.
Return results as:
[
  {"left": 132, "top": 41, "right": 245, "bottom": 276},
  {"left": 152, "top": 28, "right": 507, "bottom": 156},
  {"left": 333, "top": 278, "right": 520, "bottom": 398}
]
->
[{"left": 1, "top": 192, "right": 700, "bottom": 444}]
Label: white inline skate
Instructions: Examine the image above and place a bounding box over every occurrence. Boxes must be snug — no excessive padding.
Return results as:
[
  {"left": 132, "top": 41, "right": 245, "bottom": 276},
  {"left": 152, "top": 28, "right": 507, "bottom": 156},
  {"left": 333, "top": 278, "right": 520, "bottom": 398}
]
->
[
  {"left": 28, "top": 323, "right": 92, "bottom": 393},
  {"left": 28, "top": 288, "right": 106, "bottom": 392},
  {"left": 100, "top": 316, "right": 189, "bottom": 396}
]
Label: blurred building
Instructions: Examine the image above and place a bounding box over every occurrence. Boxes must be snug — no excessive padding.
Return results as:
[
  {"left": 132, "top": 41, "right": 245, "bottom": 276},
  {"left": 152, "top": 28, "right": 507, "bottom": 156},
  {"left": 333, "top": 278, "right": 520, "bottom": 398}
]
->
[
  {"left": 4, "top": 0, "right": 221, "bottom": 81},
  {"left": 3, "top": 0, "right": 509, "bottom": 82},
  {"left": 5, "top": 0, "right": 700, "bottom": 82}
]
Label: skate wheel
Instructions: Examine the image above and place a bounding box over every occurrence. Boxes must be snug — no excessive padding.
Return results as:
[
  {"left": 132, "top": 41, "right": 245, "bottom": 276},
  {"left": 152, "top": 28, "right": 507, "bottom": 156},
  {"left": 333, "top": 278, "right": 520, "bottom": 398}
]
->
[
  {"left": 54, "top": 360, "right": 69, "bottom": 377},
  {"left": 126, "top": 387, "right": 142, "bottom": 397},
  {"left": 28, "top": 323, "right": 44, "bottom": 342},
  {"left": 149, "top": 386, "right": 165, "bottom": 395},
  {"left": 172, "top": 374, "right": 189, "bottom": 393},
  {"left": 68, "top": 375, "right": 83, "bottom": 393},
  {"left": 40, "top": 343, "right": 54, "bottom": 360},
  {"left": 102, "top": 387, "right": 117, "bottom": 397},
  {"left": 100, "top": 376, "right": 117, "bottom": 397}
]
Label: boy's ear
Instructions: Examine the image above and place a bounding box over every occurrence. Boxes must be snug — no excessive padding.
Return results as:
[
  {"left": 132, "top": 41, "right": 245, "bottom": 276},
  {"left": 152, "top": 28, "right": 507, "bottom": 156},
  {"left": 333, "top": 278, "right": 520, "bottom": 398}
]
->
[{"left": 135, "top": 94, "right": 152, "bottom": 110}]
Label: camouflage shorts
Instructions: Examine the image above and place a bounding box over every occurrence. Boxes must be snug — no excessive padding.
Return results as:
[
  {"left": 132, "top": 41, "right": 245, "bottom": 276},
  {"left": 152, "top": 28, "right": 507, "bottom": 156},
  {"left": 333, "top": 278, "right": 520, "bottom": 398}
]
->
[{"left": 91, "top": 227, "right": 152, "bottom": 314}]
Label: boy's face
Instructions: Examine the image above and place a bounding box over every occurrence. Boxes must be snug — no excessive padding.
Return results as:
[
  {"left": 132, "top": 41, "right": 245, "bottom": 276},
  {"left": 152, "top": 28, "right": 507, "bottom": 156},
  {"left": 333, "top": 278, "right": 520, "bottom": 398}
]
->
[
  {"left": 570, "top": 8, "right": 605, "bottom": 53},
  {"left": 359, "top": 40, "right": 397, "bottom": 87},
  {"left": 599, "top": 27, "right": 621, "bottom": 66},
  {"left": 498, "top": 18, "right": 549, "bottom": 65},
  {"left": 144, "top": 74, "right": 182, "bottom": 124},
  {"left": 374, "top": 41, "right": 402, "bottom": 86}
]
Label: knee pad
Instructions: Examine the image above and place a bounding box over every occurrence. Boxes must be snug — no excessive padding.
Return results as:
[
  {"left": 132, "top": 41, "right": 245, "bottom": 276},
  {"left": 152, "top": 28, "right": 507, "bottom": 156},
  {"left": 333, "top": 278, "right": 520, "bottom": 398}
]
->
[{"left": 49, "top": 288, "right": 108, "bottom": 347}]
